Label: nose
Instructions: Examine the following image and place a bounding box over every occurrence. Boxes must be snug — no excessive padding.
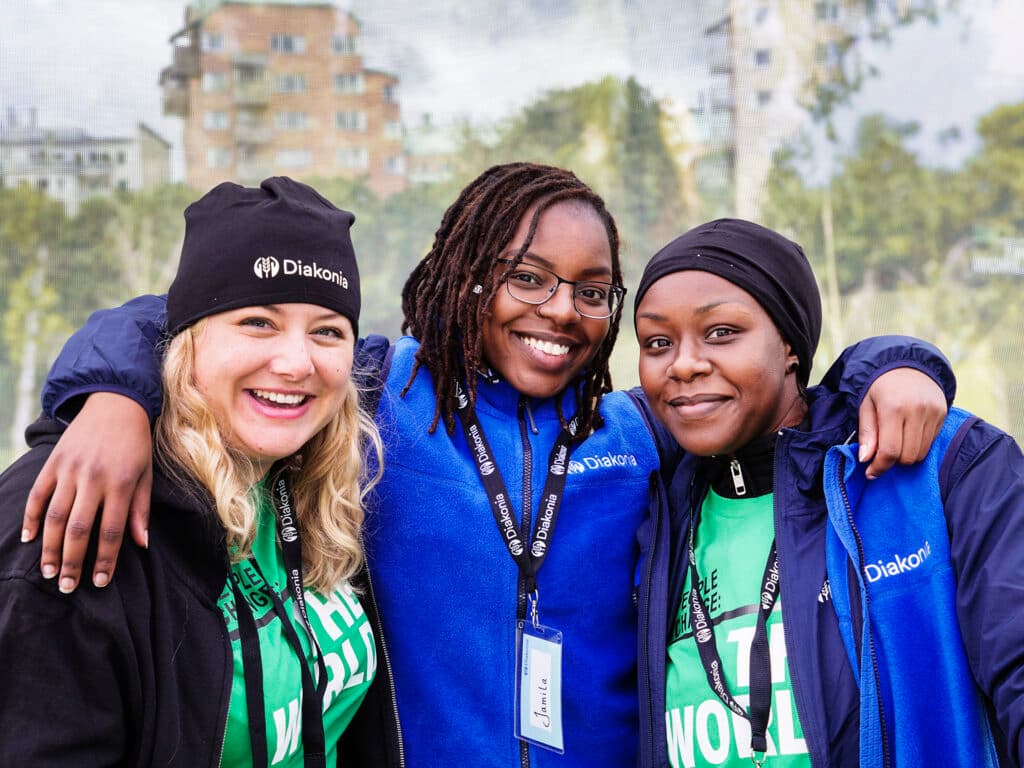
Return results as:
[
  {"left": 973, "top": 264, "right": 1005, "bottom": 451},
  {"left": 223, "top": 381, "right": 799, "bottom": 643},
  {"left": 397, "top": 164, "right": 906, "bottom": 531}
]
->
[
  {"left": 536, "top": 282, "right": 579, "bottom": 324},
  {"left": 665, "top": 338, "right": 711, "bottom": 382},
  {"left": 269, "top": 336, "right": 316, "bottom": 380}
]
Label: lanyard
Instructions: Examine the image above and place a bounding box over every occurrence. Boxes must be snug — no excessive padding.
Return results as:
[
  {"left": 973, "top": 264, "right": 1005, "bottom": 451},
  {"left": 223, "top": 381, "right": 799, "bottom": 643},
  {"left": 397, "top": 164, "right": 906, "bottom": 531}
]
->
[
  {"left": 454, "top": 380, "right": 577, "bottom": 596},
  {"left": 687, "top": 512, "right": 780, "bottom": 762},
  {"left": 233, "top": 473, "right": 329, "bottom": 768}
]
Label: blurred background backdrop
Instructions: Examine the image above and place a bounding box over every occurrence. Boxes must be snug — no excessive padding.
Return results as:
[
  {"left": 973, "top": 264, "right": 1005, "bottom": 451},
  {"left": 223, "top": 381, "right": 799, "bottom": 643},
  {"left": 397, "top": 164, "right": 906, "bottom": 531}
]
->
[{"left": 1, "top": 0, "right": 1022, "bottom": 463}]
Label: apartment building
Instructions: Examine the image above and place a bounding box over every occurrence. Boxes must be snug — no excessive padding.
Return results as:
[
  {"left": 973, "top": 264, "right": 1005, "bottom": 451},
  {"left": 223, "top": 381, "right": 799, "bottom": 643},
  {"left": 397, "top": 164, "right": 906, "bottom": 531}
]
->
[
  {"left": 692, "top": 0, "right": 931, "bottom": 219},
  {"left": 160, "top": 0, "right": 405, "bottom": 196},
  {"left": 0, "top": 109, "right": 171, "bottom": 215}
]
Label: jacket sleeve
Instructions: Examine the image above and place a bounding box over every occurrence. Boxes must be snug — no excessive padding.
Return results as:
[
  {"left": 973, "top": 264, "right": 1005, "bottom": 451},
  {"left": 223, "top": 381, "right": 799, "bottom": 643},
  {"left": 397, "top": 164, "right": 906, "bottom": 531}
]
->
[
  {"left": 41, "top": 294, "right": 168, "bottom": 424},
  {"left": 943, "top": 420, "right": 1024, "bottom": 765},
  {"left": 816, "top": 335, "right": 956, "bottom": 407},
  {"left": 0, "top": 440, "right": 137, "bottom": 765}
]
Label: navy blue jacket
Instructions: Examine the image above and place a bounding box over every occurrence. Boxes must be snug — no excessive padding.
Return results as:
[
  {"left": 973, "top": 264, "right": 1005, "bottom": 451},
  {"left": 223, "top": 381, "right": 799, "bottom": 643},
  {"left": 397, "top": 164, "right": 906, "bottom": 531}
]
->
[{"left": 636, "top": 353, "right": 1022, "bottom": 768}]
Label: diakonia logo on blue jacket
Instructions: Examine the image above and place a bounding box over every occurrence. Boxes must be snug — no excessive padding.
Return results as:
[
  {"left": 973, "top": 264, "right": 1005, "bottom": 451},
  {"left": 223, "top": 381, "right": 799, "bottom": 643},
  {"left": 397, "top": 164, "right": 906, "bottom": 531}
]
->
[
  {"left": 863, "top": 540, "right": 932, "bottom": 582},
  {"left": 252, "top": 256, "right": 350, "bottom": 288},
  {"left": 567, "top": 452, "right": 638, "bottom": 474}
]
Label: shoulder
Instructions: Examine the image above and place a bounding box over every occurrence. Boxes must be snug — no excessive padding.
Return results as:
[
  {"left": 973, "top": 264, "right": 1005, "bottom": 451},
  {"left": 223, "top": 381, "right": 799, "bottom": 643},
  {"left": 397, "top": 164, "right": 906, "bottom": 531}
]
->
[{"left": 941, "top": 410, "right": 1022, "bottom": 496}]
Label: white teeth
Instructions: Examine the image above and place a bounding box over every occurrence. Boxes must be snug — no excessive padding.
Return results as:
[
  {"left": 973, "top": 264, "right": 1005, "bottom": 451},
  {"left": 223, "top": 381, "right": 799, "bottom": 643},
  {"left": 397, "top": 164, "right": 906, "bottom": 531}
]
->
[
  {"left": 521, "top": 336, "right": 570, "bottom": 357},
  {"left": 252, "top": 389, "right": 306, "bottom": 405}
]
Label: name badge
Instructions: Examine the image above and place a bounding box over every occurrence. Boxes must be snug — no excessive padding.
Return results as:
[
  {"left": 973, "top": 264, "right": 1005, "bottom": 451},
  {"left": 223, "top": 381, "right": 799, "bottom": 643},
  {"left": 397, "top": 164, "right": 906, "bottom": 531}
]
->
[{"left": 515, "top": 621, "right": 564, "bottom": 753}]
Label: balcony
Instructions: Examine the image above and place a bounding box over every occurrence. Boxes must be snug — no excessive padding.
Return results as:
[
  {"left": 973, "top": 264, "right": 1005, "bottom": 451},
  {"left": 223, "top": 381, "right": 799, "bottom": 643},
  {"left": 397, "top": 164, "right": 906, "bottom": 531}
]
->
[
  {"left": 234, "top": 78, "right": 270, "bottom": 106},
  {"left": 171, "top": 44, "right": 200, "bottom": 78},
  {"left": 235, "top": 122, "right": 273, "bottom": 144},
  {"left": 161, "top": 73, "right": 189, "bottom": 117}
]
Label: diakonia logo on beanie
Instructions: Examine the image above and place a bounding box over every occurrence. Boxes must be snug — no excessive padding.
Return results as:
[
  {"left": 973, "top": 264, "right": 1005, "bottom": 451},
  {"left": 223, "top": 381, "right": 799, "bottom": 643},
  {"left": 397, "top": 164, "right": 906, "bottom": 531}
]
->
[
  {"left": 254, "top": 256, "right": 280, "bottom": 278},
  {"left": 252, "top": 255, "right": 350, "bottom": 288}
]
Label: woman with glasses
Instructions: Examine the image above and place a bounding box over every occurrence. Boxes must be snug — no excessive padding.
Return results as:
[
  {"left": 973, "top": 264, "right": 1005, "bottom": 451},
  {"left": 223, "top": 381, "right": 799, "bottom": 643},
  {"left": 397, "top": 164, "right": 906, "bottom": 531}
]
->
[{"left": 21, "top": 163, "right": 953, "bottom": 768}]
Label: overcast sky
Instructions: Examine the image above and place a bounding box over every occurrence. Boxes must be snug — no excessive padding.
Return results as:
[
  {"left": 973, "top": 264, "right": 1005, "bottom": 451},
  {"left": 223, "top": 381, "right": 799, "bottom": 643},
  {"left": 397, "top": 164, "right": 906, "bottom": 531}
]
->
[{"left": 1, "top": 0, "right": 1021, "bottom": 176}]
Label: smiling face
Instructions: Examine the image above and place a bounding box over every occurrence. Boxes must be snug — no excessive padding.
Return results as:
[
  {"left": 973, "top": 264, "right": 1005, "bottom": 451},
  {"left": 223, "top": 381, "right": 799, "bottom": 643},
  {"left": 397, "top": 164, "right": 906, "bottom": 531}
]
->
[
  {"left": 481, "top": 200, "right": 615, "bottom": 399},
  {"left": 636, "top": 270, "right": 806, "bottom": 457},
  {"left": 192, "top": 303, "right": 354, "bottom": 474}
]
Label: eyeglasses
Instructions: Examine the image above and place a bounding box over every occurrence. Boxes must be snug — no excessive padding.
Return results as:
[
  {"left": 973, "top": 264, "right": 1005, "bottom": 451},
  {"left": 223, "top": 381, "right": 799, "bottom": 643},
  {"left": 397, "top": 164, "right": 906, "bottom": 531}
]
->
[{"left": 495, "top": 258, "right": 626, "bottom": 320}]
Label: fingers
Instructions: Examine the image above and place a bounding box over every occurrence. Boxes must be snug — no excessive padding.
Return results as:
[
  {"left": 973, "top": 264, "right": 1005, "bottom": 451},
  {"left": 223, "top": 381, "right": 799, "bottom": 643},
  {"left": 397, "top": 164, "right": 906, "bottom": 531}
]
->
[
  {"left": 127, "top": 466, "right": 152, "bottom": 551},
  {"left": 39, "top": 466, "right": 103, "bottom": 593},
  {"left": 22, "top": 456, "right": 59, "bottom": 544},
  {"left": 859, "top": 367, "right": 948, "bottom": 479}
]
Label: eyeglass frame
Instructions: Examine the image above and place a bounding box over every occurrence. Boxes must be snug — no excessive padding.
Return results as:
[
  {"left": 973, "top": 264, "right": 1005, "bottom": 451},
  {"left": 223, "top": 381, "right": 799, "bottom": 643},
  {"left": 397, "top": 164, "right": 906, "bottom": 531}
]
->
[{"left": 494, "top": 257, "right": 627, "bottom": 320}]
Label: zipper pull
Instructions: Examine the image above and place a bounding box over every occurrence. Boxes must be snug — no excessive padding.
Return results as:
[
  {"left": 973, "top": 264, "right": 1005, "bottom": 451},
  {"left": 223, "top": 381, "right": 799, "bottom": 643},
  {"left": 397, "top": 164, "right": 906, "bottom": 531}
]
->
[
  {"left": 525, "top": 400, "right": 539, "bottom": 435},
  {"left": 730, "top": 459, "right": 747, "bottom": 496}
]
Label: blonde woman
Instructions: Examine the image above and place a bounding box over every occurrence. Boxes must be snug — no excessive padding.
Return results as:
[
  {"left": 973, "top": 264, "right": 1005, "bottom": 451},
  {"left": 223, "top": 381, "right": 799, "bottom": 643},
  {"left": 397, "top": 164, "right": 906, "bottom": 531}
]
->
[{"left": 0, "top": 177, "right": 383, "bottom": 767}]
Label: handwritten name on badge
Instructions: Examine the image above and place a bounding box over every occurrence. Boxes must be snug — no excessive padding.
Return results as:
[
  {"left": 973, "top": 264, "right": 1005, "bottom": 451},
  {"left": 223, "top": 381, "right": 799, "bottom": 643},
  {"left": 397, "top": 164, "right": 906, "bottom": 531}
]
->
[{"left": 517, "top": 625, "right": 564, "bottom": 752}]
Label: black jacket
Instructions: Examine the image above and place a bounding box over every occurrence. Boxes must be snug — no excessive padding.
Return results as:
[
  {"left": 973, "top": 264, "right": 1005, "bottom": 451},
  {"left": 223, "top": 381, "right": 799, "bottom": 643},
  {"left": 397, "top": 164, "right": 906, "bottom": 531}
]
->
[{"left": 0, "top": 418, "right": 399, "bottom": 767}]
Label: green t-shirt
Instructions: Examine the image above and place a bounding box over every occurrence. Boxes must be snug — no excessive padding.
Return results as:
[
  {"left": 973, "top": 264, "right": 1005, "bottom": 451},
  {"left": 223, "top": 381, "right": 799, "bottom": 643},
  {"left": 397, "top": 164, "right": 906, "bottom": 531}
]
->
[
  {"left": 217, "top": 486, "right": 375, "bottom": 767},
  {"left": 664, "top": 490, "right": 810, "bottom": 768}
]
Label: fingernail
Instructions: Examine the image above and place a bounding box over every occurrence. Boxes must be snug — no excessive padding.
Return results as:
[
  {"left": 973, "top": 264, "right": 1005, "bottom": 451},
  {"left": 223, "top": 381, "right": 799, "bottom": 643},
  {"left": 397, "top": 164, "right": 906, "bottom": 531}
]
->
[
  {"left": 41, "top": 564, "right": 57, "bottom": 579},
  {"left": 59, "top": 577, "right": 76, "bottom": 594},
  {"left": 94, "top": 572, "right": 109, "bottom": 588},
  {"left": 21, "top": 529, "right": 31, "bottom": 543},
  {"left": 858, "top": 446, "right": 868, "bottom": 463},
  {"left": 144, "top": 529, "right": 150, "bottom": 549}
]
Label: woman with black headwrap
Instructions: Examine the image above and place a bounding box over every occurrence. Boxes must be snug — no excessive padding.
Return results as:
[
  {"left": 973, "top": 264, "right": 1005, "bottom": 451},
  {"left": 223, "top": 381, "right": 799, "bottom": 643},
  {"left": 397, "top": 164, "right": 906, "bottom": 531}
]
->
[{"left": 633, "top": 219, "right": 1023, "bottom": 768}]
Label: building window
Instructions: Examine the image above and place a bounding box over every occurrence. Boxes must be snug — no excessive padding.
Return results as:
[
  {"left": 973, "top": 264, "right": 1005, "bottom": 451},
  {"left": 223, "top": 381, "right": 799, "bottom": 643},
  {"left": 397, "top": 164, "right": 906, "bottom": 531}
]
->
[
  {"left": 276, "top": 149, "right": 312, "bottom": 167},
  {"left": 117, "top": 180, "right": 129, "bottom": 191},
  {"left": 332, "top": 35, "right": 360, "bottom": 55},
  {"left": 36, "top": 178, "right": 48, "bottom": 191},
  {"left": 753, "top": 49, "right": 771, "bottom": 68},
  {"left": 336, "top": 146, "right": 369, "bottom": 169},
  {"left": 382, "top": 84, "right": 398, "bottom": 104},
  {"left": 755, "top": 90, "right": 773, "bottom": 108},
  {"left": 336, "top": 111, "right": 367, "bottom": 132},
  {"left": 753, "top": 5, "right": 770, "bottom": 24},
  {"left": 815, "top": 1, "right": 840, "bottom": 21},
  {"left": 203, "top": 110, "right": 230, "bottom": 130},
  {"left": 207, "top": 147, "right": 232, "bottom": 168},
  {"left": 385, "top": 155, "right": 406, "bottom": 175},
  {"left": 202, "top": 32, "right": 223, "bottom": 52},
  {"left": 274, "top": 73, "right": 307, "bottom": 93},
  {"left": 203, "top": 72, "right": 228, "bottom": 92},
  {"left": 383, "top": 121, "right": 402, "bottom": 140},
  {"left": 117, "top": 151, "right": 126, "bottom": 164},
  {"left": 275, "top": 111, "right": 309, "bottom": 130},
  {"left": 333, "top": 73, "right": 365, "bottom": 94},
  {"left": 271, "top": 34, "right": 306, "bottom": 54}
]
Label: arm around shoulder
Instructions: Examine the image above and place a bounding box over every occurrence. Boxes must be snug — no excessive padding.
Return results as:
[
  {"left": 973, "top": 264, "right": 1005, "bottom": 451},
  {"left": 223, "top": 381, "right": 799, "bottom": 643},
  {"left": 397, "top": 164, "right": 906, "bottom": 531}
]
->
[{"left": 43, "top": 294, "right": 168, "bottom": 423}]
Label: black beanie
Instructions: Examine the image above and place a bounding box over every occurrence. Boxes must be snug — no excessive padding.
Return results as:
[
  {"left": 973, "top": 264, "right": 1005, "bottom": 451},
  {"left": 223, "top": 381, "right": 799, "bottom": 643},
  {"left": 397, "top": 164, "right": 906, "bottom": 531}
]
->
[
  {"left": 166, "top": 176, "right": 360, "bottom": 337},
  {"left": 634, "top": 218, "right": 822, "bottom": 386}
]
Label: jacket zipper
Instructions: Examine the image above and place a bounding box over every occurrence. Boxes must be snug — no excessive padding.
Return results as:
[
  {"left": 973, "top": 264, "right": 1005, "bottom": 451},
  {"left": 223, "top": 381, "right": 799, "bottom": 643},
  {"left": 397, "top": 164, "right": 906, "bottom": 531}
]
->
[
  {"left": 363, "top": 562, "right": 406, "bottom": 767},
  {"left": 771, "top": 431, "right": 819, "bottom": 768},
  {"left": 517, "top": 397, "right": 533, "bottom": 768},
  {"left": 836, "top": 453, "right": 892, "bottom": 768}
]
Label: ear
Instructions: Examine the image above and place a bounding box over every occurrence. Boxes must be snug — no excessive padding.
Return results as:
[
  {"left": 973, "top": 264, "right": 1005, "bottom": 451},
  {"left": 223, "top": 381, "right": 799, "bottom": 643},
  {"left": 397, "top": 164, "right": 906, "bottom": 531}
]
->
[{"left": 784, "top": 343, "right": 799, "bottom": 375}]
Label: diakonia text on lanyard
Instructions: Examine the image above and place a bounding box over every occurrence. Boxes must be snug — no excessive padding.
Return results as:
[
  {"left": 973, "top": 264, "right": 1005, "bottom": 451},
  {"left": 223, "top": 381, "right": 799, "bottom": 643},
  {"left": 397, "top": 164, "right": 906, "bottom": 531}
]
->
[
  {"left": 454, "top": 380, "right": 577, "bottom": 754},
  {"left": 688, "top": 505, "right": 781, "bottom": 768},
  {"left": 230, "top": 468, "right": 330, "bottom": 768}
]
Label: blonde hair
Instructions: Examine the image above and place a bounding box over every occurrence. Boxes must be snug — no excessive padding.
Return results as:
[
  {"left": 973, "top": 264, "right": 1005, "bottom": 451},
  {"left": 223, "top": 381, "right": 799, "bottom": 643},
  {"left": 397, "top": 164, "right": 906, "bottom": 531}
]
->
[{"left": 154, "top": 318, "right": 383, "bottom": 592}]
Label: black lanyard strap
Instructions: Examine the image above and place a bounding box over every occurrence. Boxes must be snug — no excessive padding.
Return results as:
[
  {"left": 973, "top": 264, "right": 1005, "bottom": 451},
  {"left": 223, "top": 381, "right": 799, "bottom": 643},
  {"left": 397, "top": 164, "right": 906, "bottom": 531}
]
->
[
  {"left": 688, "top": 515, "right": 779, "bottom": 757},
  {"left": 454, "top": 381, "right": 577, "bottom": 594},
  {"left": 235, "top": 474, "right": 330, "bottom": 768}
]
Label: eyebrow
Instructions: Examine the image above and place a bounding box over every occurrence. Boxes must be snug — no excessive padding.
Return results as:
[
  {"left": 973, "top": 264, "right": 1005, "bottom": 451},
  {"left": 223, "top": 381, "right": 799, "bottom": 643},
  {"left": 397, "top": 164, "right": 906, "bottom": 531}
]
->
[{"left": 511, "top": 251, "right": 614, "bottom": 280}]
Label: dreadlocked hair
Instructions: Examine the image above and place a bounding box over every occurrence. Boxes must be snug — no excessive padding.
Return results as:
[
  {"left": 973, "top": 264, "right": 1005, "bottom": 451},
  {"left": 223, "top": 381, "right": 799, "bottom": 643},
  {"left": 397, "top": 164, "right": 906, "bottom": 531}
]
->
[{"left": 400, "top": 161, "right": 623, "bottom": 438}]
